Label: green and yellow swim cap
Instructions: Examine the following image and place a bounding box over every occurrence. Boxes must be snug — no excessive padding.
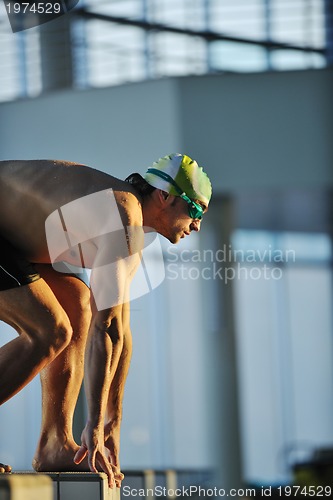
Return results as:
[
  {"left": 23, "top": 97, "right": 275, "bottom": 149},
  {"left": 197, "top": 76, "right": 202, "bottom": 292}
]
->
[{"left": 144, "top": 153, "right": 212, "bottom": 206}]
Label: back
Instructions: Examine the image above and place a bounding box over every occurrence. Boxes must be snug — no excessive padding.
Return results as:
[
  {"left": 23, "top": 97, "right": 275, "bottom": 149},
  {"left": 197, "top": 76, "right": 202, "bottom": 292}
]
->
[{"left": 0, "top": 160, "right": 138, "bottom": 263}]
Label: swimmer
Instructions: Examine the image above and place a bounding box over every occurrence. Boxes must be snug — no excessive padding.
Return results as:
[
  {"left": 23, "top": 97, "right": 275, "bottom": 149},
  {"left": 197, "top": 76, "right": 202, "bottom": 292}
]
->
[{"left": 0, "top": 154, "right": 212, "bottom": 487}]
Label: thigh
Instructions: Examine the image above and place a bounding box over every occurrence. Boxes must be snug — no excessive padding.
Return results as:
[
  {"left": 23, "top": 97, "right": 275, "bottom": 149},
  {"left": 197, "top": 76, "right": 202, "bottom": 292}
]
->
[
  {"left": 35, "top": 264, "right": 92, "bottom": 328},
  {"left": 0, "top": 278, "right": 70, "bottom": 340}
]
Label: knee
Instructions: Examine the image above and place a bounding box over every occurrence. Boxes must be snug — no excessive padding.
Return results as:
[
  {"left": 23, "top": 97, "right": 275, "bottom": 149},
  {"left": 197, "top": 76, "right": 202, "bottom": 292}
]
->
[
  {"left": 29, "top": 316, "right": 73, "bottom": 359},
  {"left": 51, "top": 320, "right": 73, "bottom": 353}
]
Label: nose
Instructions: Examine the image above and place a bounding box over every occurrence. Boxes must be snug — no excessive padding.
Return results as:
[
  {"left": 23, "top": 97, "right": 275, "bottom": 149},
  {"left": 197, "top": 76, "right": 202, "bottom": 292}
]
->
[{"left": 190, "top": 219, "right": 201, "bottom": 232}]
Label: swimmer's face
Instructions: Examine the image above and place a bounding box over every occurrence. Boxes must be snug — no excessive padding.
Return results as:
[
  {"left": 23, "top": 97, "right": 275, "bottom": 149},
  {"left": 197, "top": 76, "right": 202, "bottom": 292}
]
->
[{"left": 160, "top": 195, "right": 208, "bottom": 244}]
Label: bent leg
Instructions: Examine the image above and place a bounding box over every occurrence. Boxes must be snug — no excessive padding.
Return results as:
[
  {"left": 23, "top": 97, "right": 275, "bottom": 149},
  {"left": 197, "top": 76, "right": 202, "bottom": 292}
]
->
[
  {"left": 33, "top": 265, "right": 92, "bottom": 472},
  {"left": 0, "top": 280, "right": 72, "bottom": 404},
  {"left": 0, "top": 278, "right": 73, "bottom": 472}
]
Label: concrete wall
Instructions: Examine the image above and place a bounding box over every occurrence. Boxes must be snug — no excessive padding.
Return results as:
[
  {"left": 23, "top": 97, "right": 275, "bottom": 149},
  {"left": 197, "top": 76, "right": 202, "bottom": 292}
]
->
[
  {"left": 0, "top": 68, "right": 332, "bottom": 191},
  {"left": 179, "top": 69, "right": 333, "bottom": 191},
  {"left": 0, "top": 78, "right": 181, "bottom": 177}
]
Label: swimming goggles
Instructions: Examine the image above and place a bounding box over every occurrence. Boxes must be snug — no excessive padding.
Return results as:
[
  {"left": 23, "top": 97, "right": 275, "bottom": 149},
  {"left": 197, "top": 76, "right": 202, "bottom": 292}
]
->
[{"left": 146, "top": 168, "right": 204, "bottom": 220}]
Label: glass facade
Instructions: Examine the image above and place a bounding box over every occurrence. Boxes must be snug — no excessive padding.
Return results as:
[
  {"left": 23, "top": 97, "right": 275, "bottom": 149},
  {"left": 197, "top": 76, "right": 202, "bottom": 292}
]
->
[
  {"left": 0, "top": 0, "right": 329, "bottom": 102},
  {"left": 232, "top": 230, "right": 333, "bottom": 483}
]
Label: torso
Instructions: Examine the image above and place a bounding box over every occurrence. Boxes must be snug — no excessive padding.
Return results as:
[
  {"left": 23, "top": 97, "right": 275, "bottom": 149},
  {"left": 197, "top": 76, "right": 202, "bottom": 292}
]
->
[{"left": 0, "top": 160, "right": 143, "bottom": 265}]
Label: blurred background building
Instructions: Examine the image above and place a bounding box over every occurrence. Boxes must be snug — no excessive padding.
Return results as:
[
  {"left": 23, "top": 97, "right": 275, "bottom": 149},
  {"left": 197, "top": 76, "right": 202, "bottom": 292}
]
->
[{"left": 0, "top": 0, "right": 332, "bottom": 494}]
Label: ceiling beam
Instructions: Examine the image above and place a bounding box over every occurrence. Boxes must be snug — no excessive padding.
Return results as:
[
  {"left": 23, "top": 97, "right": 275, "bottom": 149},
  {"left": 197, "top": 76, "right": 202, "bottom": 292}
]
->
[{"left": 72, "top": 8, "right": 326, "bottom": 55}]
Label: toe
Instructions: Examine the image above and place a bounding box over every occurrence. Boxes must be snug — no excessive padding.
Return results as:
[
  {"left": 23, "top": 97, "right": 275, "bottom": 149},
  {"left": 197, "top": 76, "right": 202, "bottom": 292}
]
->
[{"left": 0, "top": 463, "right": 11, "bottom": 473}]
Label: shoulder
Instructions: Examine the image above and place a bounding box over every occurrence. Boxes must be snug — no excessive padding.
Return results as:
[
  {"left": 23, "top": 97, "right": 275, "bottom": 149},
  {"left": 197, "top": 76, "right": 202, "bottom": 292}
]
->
[{"left": 113, "top": 183, "right": 143, "bottom": 227}]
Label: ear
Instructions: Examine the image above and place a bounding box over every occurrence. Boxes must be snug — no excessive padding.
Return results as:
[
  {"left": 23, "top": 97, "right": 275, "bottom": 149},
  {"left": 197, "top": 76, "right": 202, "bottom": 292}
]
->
[{"left": 156, "top": 189, "right": 170, "bottom": 205}]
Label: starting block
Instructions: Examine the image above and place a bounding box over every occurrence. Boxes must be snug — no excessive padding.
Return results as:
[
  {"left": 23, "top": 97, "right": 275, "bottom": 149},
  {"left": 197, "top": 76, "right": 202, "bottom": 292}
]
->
[
  {"left": 0, "top": 473, "right": 53, "bottom": 500},
  {"left": 3, "top": 472, "right": 120, "bottom": 500}
]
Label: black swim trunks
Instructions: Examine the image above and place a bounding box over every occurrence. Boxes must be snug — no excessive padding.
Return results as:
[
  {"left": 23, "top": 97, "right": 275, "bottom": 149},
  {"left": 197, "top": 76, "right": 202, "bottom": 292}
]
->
[
  {"left": 0, "top": 234, "right": 41, "bottom": 291},
  {"left": 0, "top": 234, "right": 90, "bottom": 291}
]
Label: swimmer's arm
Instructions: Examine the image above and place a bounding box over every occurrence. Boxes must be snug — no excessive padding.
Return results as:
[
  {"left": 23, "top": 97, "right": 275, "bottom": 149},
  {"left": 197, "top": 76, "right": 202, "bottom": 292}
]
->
[
  {"left": 75, "top": 223, "right": 142, "bottom": 486},
  {"left": 103, "top": 298, "right": 132, "bottom": 475},
  {"left": 74, "top": 255, "right": 130, "bottom": 488}
]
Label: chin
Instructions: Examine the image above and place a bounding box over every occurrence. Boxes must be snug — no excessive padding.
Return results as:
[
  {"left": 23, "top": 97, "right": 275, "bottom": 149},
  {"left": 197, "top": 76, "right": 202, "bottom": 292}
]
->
[
  {"left": 163, "top": 233, "right": 179, "bottom": 244},
  {"left": 171, "top": 233, "right": 183, "bottom": 244},
  {"left": 159, "top": 229, "right": 183, "bottom": 244}
]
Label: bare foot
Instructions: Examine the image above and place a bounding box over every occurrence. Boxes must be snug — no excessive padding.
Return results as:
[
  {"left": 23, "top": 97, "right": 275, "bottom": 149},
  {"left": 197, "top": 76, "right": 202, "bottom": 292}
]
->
[
  {"left": 33, "top": 437, "right": 90, "bottom": 473},
  {"left": 0, "top": 463, "right": 11, "bottom": 473}
]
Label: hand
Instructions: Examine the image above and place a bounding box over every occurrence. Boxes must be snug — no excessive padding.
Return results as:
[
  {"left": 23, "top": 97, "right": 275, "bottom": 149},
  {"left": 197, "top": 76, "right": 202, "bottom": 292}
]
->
[
  {"left": 104, "top": 423, "right": 124, "bottom": 488},
  {"left": 74, "top": 423, "right": 115, "bottom": 488}
]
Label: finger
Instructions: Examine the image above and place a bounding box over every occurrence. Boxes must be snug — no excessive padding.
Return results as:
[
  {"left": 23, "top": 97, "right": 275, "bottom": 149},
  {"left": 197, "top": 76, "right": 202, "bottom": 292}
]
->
[
  {"left": 0, "top": 467, "right": 5, "bottom": 474},
  {"left": 96, "top": 455, "right": 115, "bottom": 489},
  {"left": 112, "top": 467, "right": 124, "bottom": 481},
  {"left": 112, "top": 467, "right": 124, "bottom": 488},
  {"left": 88, "top": 449, "right": 98, "bottom": 474},
  {"left": 73, "top": 446, "right": 88, "bottom": 465}
]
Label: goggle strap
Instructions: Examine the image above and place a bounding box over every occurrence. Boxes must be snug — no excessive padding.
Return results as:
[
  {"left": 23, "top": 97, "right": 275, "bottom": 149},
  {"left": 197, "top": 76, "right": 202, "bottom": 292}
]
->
[{"left": 146, "top": 168, "right": 184, "bottom": 196}]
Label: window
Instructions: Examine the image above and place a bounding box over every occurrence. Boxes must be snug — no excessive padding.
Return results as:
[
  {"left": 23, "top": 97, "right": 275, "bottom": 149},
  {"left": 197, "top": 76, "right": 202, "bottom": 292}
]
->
[
  {"left": 232, "top": 230, "right": 333, "bottom": 484},
  {"left": 0, "top": 0, "right": 329, "bottom": 102}
]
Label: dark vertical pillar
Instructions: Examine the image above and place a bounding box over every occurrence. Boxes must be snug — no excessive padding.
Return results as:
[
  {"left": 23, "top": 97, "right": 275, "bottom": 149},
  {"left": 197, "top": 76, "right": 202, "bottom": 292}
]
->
[
  {"left": 203, "top": 0, "right": 213, "bottom": 72},
  {"left": 17, "top": 32, "right": 28, "bottom": 97},
  {"left": 325, "top": 0, "right": 333, "bottom": 65},
  {"left": 39, "top": 14, "right": 74, "bottom": 91},
  {"left": 264, "top": 0, "right": 273, "bottom": 70},
  {"left": 142, "top": 0, "right": 152, "bottom": 79}
]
